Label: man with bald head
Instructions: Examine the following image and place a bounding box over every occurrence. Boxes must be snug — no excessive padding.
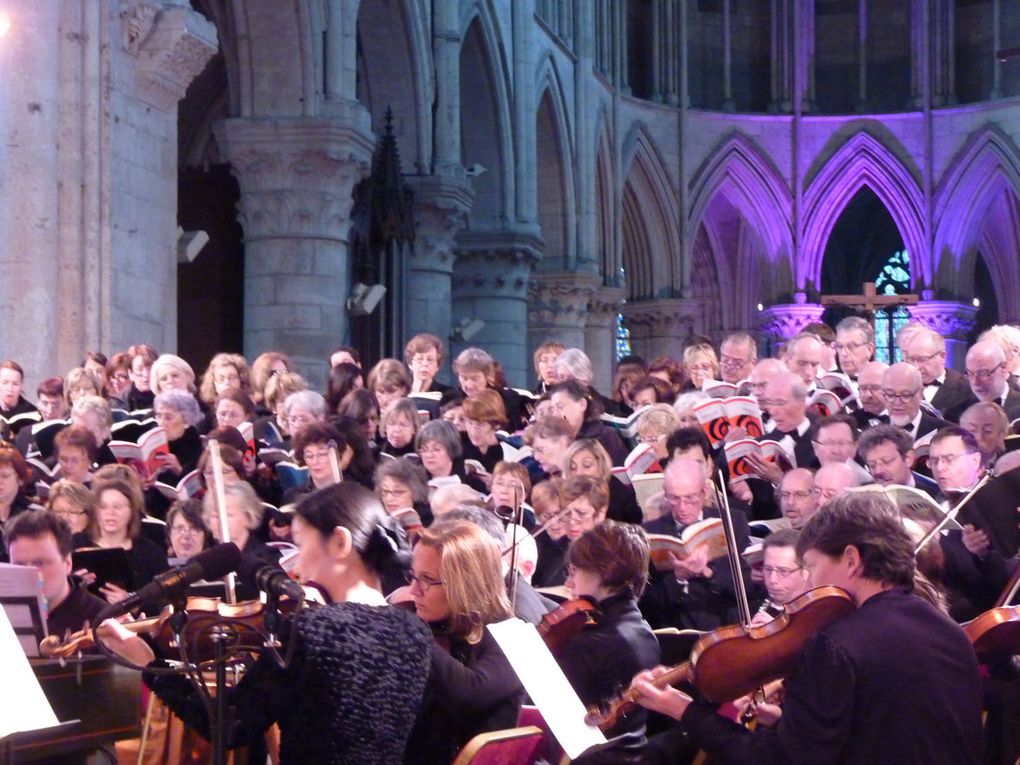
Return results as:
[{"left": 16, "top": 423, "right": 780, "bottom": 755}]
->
[
  {"left": 785, "top": 334, "right": 826, "bottom": 390},
  {"left": 902, "top": 327, "right": 975, "bottom": 421},
  {"left": 853, "top": 360, "right": 889, "bottom": 429},
  {"left": 956, "top": 341, "right": 1020, "bottom": 421},
  {"left": 812, "top": 463, "right": 859, "bottom": 510},
  {"left": 640, "top": 458, "right": 751, "bottom": 630},
  {"left": 883, "top": 363, "right": 949, "bottom": 440}
]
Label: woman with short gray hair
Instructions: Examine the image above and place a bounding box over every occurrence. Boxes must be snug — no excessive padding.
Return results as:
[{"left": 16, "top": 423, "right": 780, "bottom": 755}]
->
[{"left": 415, "top": 419, "right": 486, "bottom": 493}]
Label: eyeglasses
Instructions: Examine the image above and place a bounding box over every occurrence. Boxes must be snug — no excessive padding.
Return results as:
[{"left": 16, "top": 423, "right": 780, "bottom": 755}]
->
[
  {"left": 719, "top": 355, "right": 749, "bottom": 368},
  {"left": 857, "top": 384, "right": 884, "bottom": 394},
  {"left": 55, "top": 508, "right": 88, "bottom": 517},
  {"left": 881, "top": 388, "right": 919, "bottom": 402},
  {"left": 169, "top": 525, "right": 201, "bottom": 536},
  {"left": 928, "top": 453, "right": 975, "bottom": 467},
  {"left": 418, "top": 444, "right": 447, "bottom": 456},
  {"left": 492, "top": 479, "right": 523, "bottom": 491},
  {"left": 866, "top": 454, "right": 902, "bottom": 472},
  {"left": 904, "top": 351, "right": 942, "bottom": 365},
  {"left": 811, "top": 488, "right": 840, "bottom": 501},
  {"left": 406, "top": 572, "right": 443, "bottom": 593},
  {"left": 663, "top": 493, "right": 704, "bottom": 507},
  {"left": 380, "top": 486, "right": 410, "bottom": 498},
  {"left": 762, "top": 565, "right": 802, "bottom": 578},
  {"left": 965, "top": 363, "right": 1004, "bottom": 381},
  {"left": 637, "top": 433, "right": 666, "bottom": 444},
  {"left": 834, "top": 341, "right": 868, "bottom": 353},
  {"left": 778, "top": 490, "right": 812, "bottom": 502}
]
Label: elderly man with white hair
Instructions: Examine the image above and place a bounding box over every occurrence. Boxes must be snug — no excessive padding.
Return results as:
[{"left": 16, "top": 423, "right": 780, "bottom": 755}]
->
[
  {"left": 955, "top": 340, "right": 1020, "bottom": 422},
  {"left": 882, "top": 363, "right": 949, "bottom": 440}
]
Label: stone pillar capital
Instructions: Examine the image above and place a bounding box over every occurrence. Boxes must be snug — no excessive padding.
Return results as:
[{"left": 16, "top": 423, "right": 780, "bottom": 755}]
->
[
  {"left": 215, "top": 117, "right": 374, "bottom": 241},
  {"left": 453, "top": 230, "right": 543, "bottom": 300},
  {"left": 621, "top": 298, "right": 700, "bottom": 336},
  {"left": 528, "top": 271, "right": 602, "bottom": 326},
  {"left": 406, "top": 174, "right": 474, "bottom": 274},
  {"left": 587, "top": 288, "right": 626, "bottom": 326},
  {"left": 124, "top": 2, "right": 218, "bottom": 112},
  {"left": 909, "top": 301, "right": 978, "bottom": 368},
  {"left": 758, "top": 303, "right": 825, "bottom": 342}
]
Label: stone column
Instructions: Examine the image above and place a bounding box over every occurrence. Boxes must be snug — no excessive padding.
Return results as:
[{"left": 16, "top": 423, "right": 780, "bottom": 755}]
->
[
  {"left": 758, "top": 302, "right": 825, "bottom": 356},
  {"left": 856, "top": 0, "right": 867, "bottom": 109},
  {"left": 405, "top": 174, "right": 474, "bottom": 351},
  {"left": 991, "top": 0, "right": 1003, "bottom": 99},
  {"left": 585, "top": 287, "right": 626, "bottom": 392},
  {"left": 528, "top": 271, "right": 602, "bottom": 353},
  {"left": 621, "top": 299, "right": 701, "bottom": 361},
  {"left": 908, "top": 301, "right": 978, "bottom": 370},
  {"left": 215, "top": 115, "right": 374, "bottom": 389},
  {"left": 432, "top": 0, "right": 461, "bottom": 172},
  {"left": 722, "top": 0, "right": 734, "bottom": 111},
  {"left": 452, "top": 230, "right": 543, "bottom": 387}
]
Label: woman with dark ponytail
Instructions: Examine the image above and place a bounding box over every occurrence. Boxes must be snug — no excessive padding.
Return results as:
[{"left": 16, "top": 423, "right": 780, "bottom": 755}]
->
[{"left": 110, "top": 483, "right": 431, "bottom": 764}]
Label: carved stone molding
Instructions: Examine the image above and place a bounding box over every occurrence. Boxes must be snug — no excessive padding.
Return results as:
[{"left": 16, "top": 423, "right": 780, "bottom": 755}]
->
[
  {"left": 622, "top": 298, "right": 701, "bottom": 337},
  {"left": 758, "top": 303, "right": 825, "bottom": 341},
  {"left": 130, "top": 4, "right": 218, "bottom": 111},
  {"left": 528, "top": 271, "right": 602, "bottom": 325},
  {"left": 406, "top": 175, "right": 474, "bottom": 274},
  {"left": 908, "top": 301, "right": 978, "bottom": 340},
  {"left": 587, "top": 287, "right": 626, "bottom": 325},
  {"left": 452, "top": 230, "right": 543, "bottom": 299},
  {"left": 215, "top": 117, "right": 375, "bottom": 240}
]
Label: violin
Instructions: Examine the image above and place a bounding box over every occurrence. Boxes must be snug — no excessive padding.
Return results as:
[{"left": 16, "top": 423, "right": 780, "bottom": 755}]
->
[
  {"left": 962, "top": 604, "right": 1020, "bottom": 660},
  {"left": 537, "top": 597, "right": 601, "bottom": 651},
  {"left": 40, "top": 596, "right": 305, "bottom": 663},
  {"left": 585, "top": 585, "right": 855, "bottom": 731}
]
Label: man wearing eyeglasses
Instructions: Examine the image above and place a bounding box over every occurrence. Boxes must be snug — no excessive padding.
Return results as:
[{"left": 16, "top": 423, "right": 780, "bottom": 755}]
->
[
  {"left": 640, "top": 458, "right": 751, "bottom": 631},
  {"left": 857, "top": 424, "right": 939, "bottom": 498},
  {"left": 750, "top": 528, "right": 810, "bottom": 626},
  {"left": 901, "top": 328, "right": 975, "bottom": 421},
  {"left": 955, "top": 340, "right": 1020, "bottom": 422},
  {"left": 719, "top": 333, "right": 757, "bottom": 385},
  {"left": 833, "top": 316, "right": 875, "bottom": 381},
  {"left": 882, "top": 363, "right": 949, "bottom": 440},
  {"left": 929, "top": 425, "right": 1020, "bottom": 560}
]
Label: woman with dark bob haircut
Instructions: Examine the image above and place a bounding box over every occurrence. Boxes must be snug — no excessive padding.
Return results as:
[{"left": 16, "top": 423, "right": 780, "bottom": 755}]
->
[{"left": 109, "top": 483, "right": 432, "bottom": 764}]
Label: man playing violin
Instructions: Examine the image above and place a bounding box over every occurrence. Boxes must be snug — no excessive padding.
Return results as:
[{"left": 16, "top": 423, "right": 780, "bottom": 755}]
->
[
  {"left": 6, "top": 509, "right": 108, "bottom": 642},
  {"left": 554, "top": 521, "right": 660, "bottom": 764},
  {"left": 632, "top": 492, "right": 984, "bottom": 765}
]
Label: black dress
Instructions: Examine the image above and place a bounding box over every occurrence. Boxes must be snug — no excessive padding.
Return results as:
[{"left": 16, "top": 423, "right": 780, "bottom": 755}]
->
[
  {"left": 71, "top": 532, "right": 169, "bottom": 595},
  {"left": 147, "top": 603, "right": 433, "bottom": 764}
]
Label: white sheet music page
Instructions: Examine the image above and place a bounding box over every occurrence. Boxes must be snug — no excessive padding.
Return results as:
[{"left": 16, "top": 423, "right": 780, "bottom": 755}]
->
[
  {"left": 0, "top": 605, "right": 59, "bottom": 738},
  {"left": 488, "top": 618, "right": 607, "bottom": 759}
]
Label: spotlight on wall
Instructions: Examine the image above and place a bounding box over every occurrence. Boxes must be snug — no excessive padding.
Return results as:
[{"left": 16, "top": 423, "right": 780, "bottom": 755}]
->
[
  {"left": 347, "top": 283, "right": 387, "bottom": 316},
  {"left": 972, "top": 297, "right": 981, "bottom": 308},
  {"left": 452, "top": 318, "right": 486, "bottom": 341},
  {"left": 177, "top": 228, "right": 210, "bottom": 263},
  {"left": 756, "top": 303, "right": 764, "bottom": 312},
  {"left": 465, "top": 163, "right": 487, "bottom": 177},
  {"left": 0, "top": 14, "right": 10, "bottom": 38}
]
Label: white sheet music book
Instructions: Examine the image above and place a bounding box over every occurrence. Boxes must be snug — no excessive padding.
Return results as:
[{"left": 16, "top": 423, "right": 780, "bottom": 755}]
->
[
  {"left": 0, "top": 605, "right": 59, "bottom": 738},
  {"left": 488, "top": 618, "right": 607, "bottom": 760}
]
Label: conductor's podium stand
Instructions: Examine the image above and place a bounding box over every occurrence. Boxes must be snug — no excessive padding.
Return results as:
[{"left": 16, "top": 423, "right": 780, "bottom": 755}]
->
[{"left": 0, "top": 657, "right": 141, "bottom": 764}]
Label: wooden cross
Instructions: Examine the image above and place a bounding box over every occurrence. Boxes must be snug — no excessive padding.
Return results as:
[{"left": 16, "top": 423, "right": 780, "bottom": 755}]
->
[{"left": 821, "top": 281, "right": 918, "bottom": 314}]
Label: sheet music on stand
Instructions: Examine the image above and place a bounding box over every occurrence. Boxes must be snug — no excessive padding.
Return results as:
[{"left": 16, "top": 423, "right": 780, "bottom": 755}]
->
[
  {"left": 0, "top": 606, "right": 59, "bottom": 739},
  {"left": 0, "top": 564, "right": 48, "bottom": 658},
  {"left": 488, "top": 618, "right": 607, "bottom": 760}
]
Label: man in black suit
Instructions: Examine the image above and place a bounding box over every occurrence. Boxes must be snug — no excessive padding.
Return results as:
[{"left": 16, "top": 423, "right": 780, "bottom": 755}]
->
[
  {"left": 883, "top": 363, "right": 949, "bottom": 440},
  {"left": 950, "top": 340, "right": 1020, "bottom": 423},
  {"left": 901, "top": 327, "right": 976, "bottom": 422},
  {"left": 640, "top": 458, "right": 751, "bottom": 631}
]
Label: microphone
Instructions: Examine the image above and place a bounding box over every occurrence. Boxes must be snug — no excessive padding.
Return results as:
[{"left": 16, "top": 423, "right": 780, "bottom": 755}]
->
[
  {"left": 238, "top": 558, "right": 305, "bottom": 602},
  {"left": 101, "top": 542, "right": 242, "bottom": 618}
]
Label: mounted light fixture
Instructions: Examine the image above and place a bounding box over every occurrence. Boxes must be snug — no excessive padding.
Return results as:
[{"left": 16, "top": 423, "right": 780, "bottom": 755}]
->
[
  {"left": 452, "top": 318, "right": 485, "bottom": 341},
  {"left": 347, "top": 283, "right": 387, "bottom": 316}
]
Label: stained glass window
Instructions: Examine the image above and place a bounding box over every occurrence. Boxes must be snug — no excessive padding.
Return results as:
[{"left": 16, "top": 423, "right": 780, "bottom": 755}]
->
[
  {"left": 873, "top": 249, "right": 910, "bottom": 364},
  {"left": 616, "top": 312, "right": 632, "bottom": 360}
]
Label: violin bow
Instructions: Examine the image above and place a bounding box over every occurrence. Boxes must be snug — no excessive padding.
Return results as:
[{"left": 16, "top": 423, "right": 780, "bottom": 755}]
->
[
  {"left": 506, "top": 480, "right": 524, "bottom": 612},
  {"left": 208, "top": 439, "right": 237, "bottom": 604},
  {"left": 913, "top": 471, "right": 991, "bottom": 555},
  {"left": 715, "top": 470, "right": 753, "bottom": 626}
]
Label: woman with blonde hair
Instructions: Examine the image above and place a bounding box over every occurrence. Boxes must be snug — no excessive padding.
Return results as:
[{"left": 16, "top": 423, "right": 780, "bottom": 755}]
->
[
  {"left": 562, "top": 439, "right": 643, "bottom": 524},
  {"left": 149, "top": 354, "right": 197, "bottom": 396},
  {"left": 406, "top": 520, "right": 522, "bottom": 762},
  {"left": 47, "top": 479, "right": 95, "bottom": 534},
  {"left": 249, "top": 351, "right": 291, "bottom": 409},
  {"left": 198, "top": 352, "right": 251, "bottom": 407},
  {"left": 683, "top": 342, "right": 719, "bottom": 391}
]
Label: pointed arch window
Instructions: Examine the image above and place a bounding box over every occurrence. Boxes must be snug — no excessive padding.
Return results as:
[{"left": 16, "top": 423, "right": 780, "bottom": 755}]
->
[{"left": 873, "top": 249, "right": 910, "bottom": 364}]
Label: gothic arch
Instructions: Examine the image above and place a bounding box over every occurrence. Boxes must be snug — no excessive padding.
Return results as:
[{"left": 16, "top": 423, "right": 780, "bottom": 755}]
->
[
  {"left": 356, "top": 0, "right": 432, "bottom": 172},
  {"left": 687, "top": 133, "right": 793, "bottom": 327},
  {"left": 934, "top": 127, "right": 1020, "bottom": 319},
  {"left": 801, "top": 132, "right": 927, "bottom": 291},
  {"left": 227, "top": 0, "right": 318, "bottom": 116},
  {"left": 619, "top": 127, "right": 681, "bottom": 300},
  {"left": 534, "top": 78, "right": 577, "bottom": 269},
  {"left": 459, "top": 10, "right": 514, "bottom": 227}
]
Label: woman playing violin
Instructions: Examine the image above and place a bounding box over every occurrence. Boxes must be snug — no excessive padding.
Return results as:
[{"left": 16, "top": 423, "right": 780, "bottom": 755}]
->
[
  {"left": 107, "top": 482, "right": 433, "bottom": 765},
  {"left": 405, "top": 520, "right": 523, "bottom": 764},
  {"left": 555, "top": 521, "right": 660, "bottom": 763},
  {"left": 632, "top": 492, "right": 984, "bottom": 765}
]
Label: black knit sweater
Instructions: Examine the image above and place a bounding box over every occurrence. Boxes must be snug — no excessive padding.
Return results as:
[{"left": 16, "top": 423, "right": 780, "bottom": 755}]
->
[{"left": 146, "top": 602, "right": 432, "bottom": 764}]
